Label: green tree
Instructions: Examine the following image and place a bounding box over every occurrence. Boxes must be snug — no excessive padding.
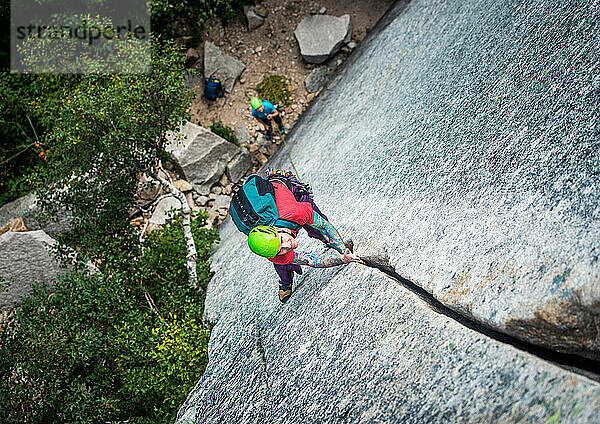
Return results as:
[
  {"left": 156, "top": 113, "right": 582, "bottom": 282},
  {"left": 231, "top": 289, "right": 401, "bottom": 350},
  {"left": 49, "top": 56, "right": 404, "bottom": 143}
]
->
[{"left": 0, "top": 211, "right": 218, "bottom": 423}]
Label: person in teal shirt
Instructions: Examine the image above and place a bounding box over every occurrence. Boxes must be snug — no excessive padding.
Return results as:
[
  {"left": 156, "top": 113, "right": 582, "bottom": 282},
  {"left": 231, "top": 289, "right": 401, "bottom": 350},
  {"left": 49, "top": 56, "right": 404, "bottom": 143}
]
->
[{"left": 250, "top": 97, "right": 285, "bottom": 140}]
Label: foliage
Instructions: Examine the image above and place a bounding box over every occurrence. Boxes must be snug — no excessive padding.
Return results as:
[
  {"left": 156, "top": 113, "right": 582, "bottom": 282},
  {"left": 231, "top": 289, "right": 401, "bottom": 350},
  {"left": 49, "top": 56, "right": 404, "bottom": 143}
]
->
[
  {"left": 0, "top": 73, "right": 76, "bottom": 206},
  {"left": 33, "top": 39, "right": 193, "bottom": 256},
  {"left": 210, "top": 120, "right": 238, "bottom": 145},
  {"left": 151, "top": 0, "right": 250, "bottom": 38},
  {"left": 0, "top": 211, "right": 218, "bottom": 424},
  {"left": 256, "top": 74, "right": 293, "bottom": 106}
]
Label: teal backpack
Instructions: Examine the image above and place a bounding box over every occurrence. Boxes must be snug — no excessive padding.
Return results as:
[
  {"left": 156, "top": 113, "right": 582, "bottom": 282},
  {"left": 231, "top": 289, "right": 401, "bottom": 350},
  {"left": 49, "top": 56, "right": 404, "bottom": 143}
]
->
[{"left": 230, "top": 174, "right": 301, "bottom": 235}]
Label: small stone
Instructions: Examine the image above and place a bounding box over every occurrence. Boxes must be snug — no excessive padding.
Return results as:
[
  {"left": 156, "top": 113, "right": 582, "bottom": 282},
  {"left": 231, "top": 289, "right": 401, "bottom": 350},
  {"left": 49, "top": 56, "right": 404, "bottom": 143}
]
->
[
  {"left": 284, "top": 123, "right": 291, "bottom": 130},
  {"left": 347, "top": 41, "right": 357, "bottom": 50},
  {"left": 256, "top": 152, "right": 268, "bottom": 164},
  {"left": 337, "top": 59, "right": 343, "bottom": 66},
  {"left": 173, "top": 179, "right": 193, "bottom": 192},
  {"left": 210, "top": 186, "right": 222, "bottom": 195},
  {"left": 197, "top": 195, "right": 209, "bottom": 206},
  {"left": 249, "top": 143, "right": 259, "bottom": 153},
  {"left": 223, "top": 184, "right": 233, "bottom": 195},
  {"left": 219, "top": 174, "right": 229, "bottom": 186},
  {"left": 319, "top": 7, "right": 327, "bottom": 14},
  {"left": 208, "top": 193, "right": 217, "bottom": 201},
  {"left": 291, "top": 104, "right": 298, "bottom": 110},
  {"left": 300, "top": 99, "right": 305, "bottom": 104},
  {"left": 240, "top": 78, "right": 246, "bottom": 84},
  {"left": 212, "top": 195, "right": 231, "bottom": 211},
  {"left": 255, "top": 46, "right": 262, "bottom": 53},
  {"left": 307, "top": 93, "right": 316, "bottom": 102}
]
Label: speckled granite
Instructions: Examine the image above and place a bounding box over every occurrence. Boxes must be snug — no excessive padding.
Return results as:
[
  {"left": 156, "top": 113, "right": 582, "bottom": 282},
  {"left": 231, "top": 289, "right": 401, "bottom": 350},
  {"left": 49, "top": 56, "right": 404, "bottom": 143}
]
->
[{"left": 176, "top": 0, "right": 600, "bottom": 422}]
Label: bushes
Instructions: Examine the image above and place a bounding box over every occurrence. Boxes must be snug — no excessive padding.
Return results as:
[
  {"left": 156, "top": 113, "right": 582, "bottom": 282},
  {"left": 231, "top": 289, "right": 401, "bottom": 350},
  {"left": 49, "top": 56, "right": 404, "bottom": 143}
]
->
[
  {"left": 0, "top": 211, "right": 218, "bottom": 424},
  {"left": 210, "top": 120, "right": 238, "bottom": 145},
  {"left": 256, "top": 74, "right": 293, "bottom": 106}
]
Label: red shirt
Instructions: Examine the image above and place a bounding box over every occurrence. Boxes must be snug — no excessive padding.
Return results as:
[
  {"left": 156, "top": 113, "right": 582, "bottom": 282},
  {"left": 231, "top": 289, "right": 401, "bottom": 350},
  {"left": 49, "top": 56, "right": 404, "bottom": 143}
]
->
[{"left": 268, "top": 182, "right": 314, "bottom": 265}]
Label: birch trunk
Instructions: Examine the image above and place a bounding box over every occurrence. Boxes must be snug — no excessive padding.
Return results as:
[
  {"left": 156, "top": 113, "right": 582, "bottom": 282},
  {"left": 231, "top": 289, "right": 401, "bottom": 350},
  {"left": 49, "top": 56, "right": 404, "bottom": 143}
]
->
[{"left": 154, "top": 173, "right": 201, "bottom": 293}]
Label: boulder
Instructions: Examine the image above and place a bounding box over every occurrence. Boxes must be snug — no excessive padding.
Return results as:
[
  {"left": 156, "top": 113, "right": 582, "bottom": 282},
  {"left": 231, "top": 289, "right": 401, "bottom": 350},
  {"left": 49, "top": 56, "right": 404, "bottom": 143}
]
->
[
  {"left": 226, "top": 150, "right": 253, "bottom": 183},
  {"left": 204, "top": 41, "right": 246, "bottom": 92},
  {"left": 294, "top": 15, "right": 352, "bottom": 64},
  {"left": 0, "top": 230, "right": 63, "bottom": 309},
  {"left": 149, "top": 196, "right": 181, "bottom": 226},
  {"left": 243, "top": 5, "right": 265, "bottom": 31},
  {"left": 166, "top": 121, "right": 241, "bottom": 195},
  {"left": 304, "top": 66, "right": 329, "bottom": 93},
  {"left": 0, "top": 193, "right": 72, "bottom": 237},
  {"left": 235, "top": 125, "right": 252, "bottom": 145}
]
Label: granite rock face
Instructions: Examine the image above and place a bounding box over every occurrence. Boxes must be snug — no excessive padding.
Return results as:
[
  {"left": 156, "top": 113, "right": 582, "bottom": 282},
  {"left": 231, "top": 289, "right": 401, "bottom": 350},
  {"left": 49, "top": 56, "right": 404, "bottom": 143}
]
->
[
  {"left": 204, "top": 41, "right": 245, "bottom": 92},
  {"left": 0, "top": 230, "right": 63, "bottom": 309},
  {"left": 294, "top": 15, "right": 352, "bottom": 64},
  {"left": 177, "top": 0, "right": 600, "bottom": 422},
  {"left": 166, "top": 122, "right": 241, "bottom": 195}
]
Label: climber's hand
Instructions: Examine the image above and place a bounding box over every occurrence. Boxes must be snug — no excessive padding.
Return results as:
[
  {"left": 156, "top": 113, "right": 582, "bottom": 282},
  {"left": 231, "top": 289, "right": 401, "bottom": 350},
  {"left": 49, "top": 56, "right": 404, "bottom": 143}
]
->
[{"left": 341, "top": 249, "right": 363, "bottom": 264}]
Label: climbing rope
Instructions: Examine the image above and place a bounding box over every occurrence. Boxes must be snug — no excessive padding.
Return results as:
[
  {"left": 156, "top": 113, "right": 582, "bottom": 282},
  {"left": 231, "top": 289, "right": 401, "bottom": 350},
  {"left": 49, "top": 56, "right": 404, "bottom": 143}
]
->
[{"left": 273, "top": 120, "right": 301, "bottom": 180}]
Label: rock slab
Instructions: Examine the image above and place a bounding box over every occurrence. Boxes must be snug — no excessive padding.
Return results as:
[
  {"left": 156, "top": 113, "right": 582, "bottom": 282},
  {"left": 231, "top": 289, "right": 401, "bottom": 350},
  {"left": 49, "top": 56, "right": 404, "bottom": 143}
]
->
[
  {"left": 294, "top": 15, "right": 352, "bottom": 64},
  {"left": 176, "top": 0, "right": 600, "bottom": 422}
]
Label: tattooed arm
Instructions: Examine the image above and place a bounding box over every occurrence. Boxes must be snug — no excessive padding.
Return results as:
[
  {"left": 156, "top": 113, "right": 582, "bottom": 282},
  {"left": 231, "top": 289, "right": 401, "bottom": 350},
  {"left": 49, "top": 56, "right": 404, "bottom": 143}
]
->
[
  {"left": 292, "top": 249, "right": 362, "bottom": 268},
  {"left": 308, "top": 213, "right": 346, "bottom": 253}
]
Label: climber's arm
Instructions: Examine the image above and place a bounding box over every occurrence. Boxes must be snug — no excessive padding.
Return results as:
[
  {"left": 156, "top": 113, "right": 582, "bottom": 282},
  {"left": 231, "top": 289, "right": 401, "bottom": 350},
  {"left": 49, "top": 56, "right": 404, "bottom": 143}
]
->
[
  {"left": 292, "top": 249, "right": 362, "bottom": 268},
  {"left": 308, "top": 212, "right": 346, "bottom": 253}
]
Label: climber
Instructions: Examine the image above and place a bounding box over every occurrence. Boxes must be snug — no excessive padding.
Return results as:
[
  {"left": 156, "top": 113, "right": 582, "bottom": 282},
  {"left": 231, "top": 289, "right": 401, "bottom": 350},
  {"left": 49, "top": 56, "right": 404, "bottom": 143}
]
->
[
  {"left": 250, "top": 97, "right": 285, "bottom": 140},
  {"left": 241, "top": 170, "right": 362, "bottom": 303}
]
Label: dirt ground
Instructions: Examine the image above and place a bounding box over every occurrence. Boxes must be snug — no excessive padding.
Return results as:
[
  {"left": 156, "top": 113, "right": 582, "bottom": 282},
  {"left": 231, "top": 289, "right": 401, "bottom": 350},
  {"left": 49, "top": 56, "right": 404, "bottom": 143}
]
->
[{"left": 187, "top": 0, "right": 394, "bottom": 139}]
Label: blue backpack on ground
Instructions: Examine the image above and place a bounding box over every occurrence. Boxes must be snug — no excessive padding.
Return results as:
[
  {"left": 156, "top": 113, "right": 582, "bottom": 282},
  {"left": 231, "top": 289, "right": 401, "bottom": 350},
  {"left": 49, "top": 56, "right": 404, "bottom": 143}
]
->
[
  {"left": 204, "top": 77, "right": 225, "bottom": 101},
  {"left": 230, "top": 174, "right": 301, "bottom": 235}
]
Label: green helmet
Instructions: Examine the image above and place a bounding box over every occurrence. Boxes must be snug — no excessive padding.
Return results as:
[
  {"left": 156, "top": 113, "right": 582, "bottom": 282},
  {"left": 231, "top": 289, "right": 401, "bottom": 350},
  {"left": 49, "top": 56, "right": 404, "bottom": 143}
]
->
[
  {"left": 248, "top": 226, "right": 279, "bottom": 258},
  {"left": 250, "top": 97, "right": 262, "bottom": 109}
]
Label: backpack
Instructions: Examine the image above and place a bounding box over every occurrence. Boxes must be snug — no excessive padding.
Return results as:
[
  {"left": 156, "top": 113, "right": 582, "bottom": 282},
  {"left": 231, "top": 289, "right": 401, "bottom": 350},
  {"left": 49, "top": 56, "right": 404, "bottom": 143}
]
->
[
  {"left": 204, "top": 77, "right": 225, "bottom": 101},
  {"left": 230, "top": 174, "right": 301, "bottom": 235}
]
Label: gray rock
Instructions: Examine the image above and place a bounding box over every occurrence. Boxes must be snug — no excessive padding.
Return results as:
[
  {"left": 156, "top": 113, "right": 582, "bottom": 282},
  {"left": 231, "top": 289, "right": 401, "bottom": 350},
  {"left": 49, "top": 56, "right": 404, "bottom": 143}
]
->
[
  {"left": 256, "top": 134, "right": 271, "bottom": 147},
  {"left": 226, "top": 150, "right": 253, "bottom": 183},
  {"left": 243, "top": 6, "right": 265, "bottom": 31},
  {"left": 149, "top": 196, "right": 181, "bottom": 226},
  {"left": 204, "top": 41, "right": 246, "bottom": 92},
  {"left": 235, "top": 125, "right": 252, "bottom": 145},
  {"left": 304, "top": 66, "right": 329, "bottom": 93},
  {"left": 211, "top": 195, "right": 231, "bottom": 211},
  {"left": 0, "top": 193, "right": 72, "bottom": 237},
  {"left": 166, "top": 121, "right": 241, "bottom": 195},
  {"left": 294, "top": 15, "right": 352, "bottom": 64},
  {"left": 0, "top": 230, "right": 63, "bottom": 309},
  {"left": 0, "top": 194, "right": 38, "bottom": 227}
]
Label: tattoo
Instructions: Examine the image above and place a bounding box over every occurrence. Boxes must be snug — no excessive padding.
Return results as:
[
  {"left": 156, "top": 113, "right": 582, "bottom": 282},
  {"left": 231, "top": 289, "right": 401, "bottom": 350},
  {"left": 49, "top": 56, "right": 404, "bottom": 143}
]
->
[
  {"left": 309, "top": 213, "right": 345, "bottom": 253},
  {"left": 293, "top": 250, "right": 344, "bottom": 268}
]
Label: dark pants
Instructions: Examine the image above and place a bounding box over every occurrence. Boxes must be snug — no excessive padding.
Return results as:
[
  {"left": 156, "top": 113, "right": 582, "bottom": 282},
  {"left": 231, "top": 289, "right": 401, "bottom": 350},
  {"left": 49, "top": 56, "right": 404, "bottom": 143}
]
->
[
  {"left": 274, "top": 189, "right": 328, "bottom": 291},
  {"left": 258, "top": 115, "right": 283, "bottom": 136}
]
